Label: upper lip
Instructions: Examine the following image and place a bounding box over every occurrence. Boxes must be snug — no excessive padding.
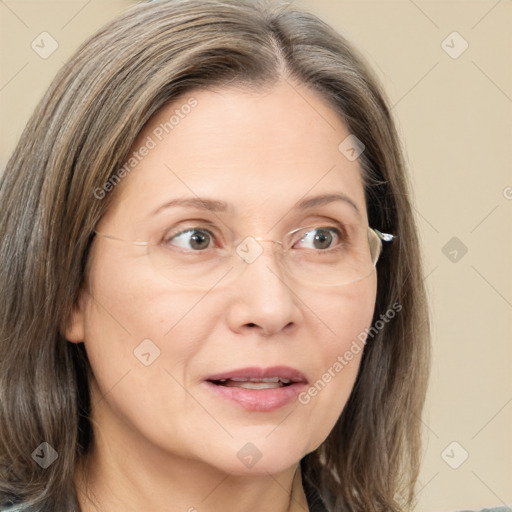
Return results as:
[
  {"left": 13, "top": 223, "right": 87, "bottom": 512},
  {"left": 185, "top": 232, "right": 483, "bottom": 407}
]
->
[{"left": 205, "top": 366, "right": 308, "bottom": 384}]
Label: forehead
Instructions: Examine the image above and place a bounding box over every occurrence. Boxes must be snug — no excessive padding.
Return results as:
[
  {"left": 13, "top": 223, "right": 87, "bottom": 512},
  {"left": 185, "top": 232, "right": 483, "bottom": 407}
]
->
[{"left": 101, "top": 81, "right": 367, "bottom": 227}]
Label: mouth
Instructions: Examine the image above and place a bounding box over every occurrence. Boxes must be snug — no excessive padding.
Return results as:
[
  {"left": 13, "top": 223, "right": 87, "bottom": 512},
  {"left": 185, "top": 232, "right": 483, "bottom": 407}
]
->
[
  {"left": 203, "top": 366, "right": 308, "bottom": 411},
  {"left": 205, "top": 366, "right": 307, "bottom": 388},
  {"left": 209, "top": 376, "right": 295, "bottom": 389}
]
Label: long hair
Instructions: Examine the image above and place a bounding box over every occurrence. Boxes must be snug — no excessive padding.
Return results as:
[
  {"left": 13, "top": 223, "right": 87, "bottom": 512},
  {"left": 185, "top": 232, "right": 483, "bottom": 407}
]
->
[{"left": 0, "top": 1, "right": 431, "bottom": 510}]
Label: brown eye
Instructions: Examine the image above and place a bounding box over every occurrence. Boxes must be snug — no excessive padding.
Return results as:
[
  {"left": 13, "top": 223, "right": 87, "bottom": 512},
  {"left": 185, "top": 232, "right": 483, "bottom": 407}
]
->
[
  {"left": 165, "top": 228, "right": 214, "bottom": 251},
  {"left": 294, "top": 227, "right": 343, "bottom": 251}
]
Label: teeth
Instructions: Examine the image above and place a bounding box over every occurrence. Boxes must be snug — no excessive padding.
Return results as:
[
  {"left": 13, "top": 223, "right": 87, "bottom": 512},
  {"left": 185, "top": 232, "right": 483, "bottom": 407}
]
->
[
  {"left": 216, "top": 377, "right": 292, "bottom": 384},
  {"left": 212, "top": 376, "right": 294, "bottom": 388},
  {"left": 229, "top": 377, "right": 280, "bottom": 382},
  {"left": 225, "top": 381, "right": 283, "bottom": 389}
]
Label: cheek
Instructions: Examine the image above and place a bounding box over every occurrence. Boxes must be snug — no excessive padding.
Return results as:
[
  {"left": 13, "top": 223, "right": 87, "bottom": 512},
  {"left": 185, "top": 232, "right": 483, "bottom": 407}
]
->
[
  {"left": 80, "top": 261, "right": 224, "bottom": 455},
  {"left": 295, "top": 278, "right": 377, "bottom": 449},
  {"left": 84, "top": 243, "right": 217, "bottom": 343},
  {"left": 312, "top": 276, "right": 377, "bottom": 352},
  {"left": 80, "top": 251, "right": 219, "bottom": 402}
]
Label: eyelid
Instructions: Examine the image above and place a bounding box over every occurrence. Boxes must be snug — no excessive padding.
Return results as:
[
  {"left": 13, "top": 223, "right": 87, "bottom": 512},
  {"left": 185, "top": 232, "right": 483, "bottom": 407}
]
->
[
  {"left": 292, "top": 219, "right": 351, "bottom": 237},
  {"left": 288, "top": 225, "right": 346, "bottom": 249},
  {"left": 165, "top": 225, "right": 215, "bottom": 239},
  {"left": 162, "top": 220, "right": 219, "bottom": 240},
  {"left": 160, "top": 217, "right": 354, "bottom": 247},
  {"left": 161, "top": 226, "right": 218, "bottom": 252}
]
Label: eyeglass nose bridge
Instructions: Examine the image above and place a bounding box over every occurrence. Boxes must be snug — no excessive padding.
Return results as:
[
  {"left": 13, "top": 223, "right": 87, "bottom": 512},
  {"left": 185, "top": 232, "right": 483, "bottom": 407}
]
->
[{"left": 234, "top": 235, "right": 286, "bottom": 265}]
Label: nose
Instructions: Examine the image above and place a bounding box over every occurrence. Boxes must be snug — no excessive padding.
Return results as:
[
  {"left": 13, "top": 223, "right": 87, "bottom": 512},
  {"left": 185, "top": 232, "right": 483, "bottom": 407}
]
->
[{"left": 225, "top": 238, "right": 301, "bottom": 337}]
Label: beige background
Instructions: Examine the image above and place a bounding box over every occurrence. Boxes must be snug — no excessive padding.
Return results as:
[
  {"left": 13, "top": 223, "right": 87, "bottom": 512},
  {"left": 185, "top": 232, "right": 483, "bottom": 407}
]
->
[{"left": 1, "top": 1, "right": 510, "bottom": 510}]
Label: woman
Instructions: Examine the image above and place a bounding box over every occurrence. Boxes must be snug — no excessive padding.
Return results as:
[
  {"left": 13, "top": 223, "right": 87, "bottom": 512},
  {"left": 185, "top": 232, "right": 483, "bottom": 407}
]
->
[{"left": 0, "top": 1, "right": 431, "bottom": 510}]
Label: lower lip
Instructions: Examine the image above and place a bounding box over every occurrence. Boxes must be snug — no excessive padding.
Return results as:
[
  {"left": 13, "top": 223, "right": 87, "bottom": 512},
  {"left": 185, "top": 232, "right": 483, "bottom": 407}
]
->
[{"left": 204, "top": 381, "right": 307, "bottom": 412}]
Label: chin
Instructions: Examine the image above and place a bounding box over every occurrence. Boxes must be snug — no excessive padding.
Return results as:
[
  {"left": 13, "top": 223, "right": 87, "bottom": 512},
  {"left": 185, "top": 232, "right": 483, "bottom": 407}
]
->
[{"left": 195, "top": 434, "right": 313, "bottom": 476}]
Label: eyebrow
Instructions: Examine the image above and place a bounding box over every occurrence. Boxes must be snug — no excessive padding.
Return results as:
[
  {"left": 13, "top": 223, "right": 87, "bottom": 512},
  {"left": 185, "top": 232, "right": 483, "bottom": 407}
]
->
[
  {"left": 152, "top": 197, "right": 230, "bottom": 215},
  {"left": 297, "top": 193, "right": 361, "bottom": 219},
  {"left": 151, "top": 193, "right": 361, "bottom": 218}
]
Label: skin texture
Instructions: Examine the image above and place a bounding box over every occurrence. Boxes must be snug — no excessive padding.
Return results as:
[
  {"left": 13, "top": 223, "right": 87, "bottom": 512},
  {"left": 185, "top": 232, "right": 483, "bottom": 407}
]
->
[{"left": 66, "top": 80, "right": 378, "bottom": 512}]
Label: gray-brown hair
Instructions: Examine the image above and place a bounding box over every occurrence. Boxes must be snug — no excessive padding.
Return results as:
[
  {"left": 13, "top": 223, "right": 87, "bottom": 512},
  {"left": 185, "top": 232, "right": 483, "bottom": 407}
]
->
[{"left": 0, "top": 1, "right": 431, "bottom": 510}]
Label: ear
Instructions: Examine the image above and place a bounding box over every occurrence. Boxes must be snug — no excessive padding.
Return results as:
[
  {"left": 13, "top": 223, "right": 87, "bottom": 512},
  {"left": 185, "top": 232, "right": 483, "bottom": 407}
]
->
[{"left": 63, "top": 292, "right": 86, "bottom": 344}]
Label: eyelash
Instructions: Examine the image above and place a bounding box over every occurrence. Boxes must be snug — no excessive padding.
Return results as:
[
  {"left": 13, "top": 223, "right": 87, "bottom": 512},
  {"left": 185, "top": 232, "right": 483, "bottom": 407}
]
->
[
  {"left": 162, "top": 224, "right": 348, "bottom": 252},
  {"left": 164, "top": 227, "right": 219, "bottom": 251}
]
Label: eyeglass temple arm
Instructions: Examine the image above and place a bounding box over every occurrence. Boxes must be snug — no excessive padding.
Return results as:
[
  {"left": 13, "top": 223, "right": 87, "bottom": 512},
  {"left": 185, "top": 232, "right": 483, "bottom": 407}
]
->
[{"left": 372, "top": 229, "right": 395, "bottom": 242}]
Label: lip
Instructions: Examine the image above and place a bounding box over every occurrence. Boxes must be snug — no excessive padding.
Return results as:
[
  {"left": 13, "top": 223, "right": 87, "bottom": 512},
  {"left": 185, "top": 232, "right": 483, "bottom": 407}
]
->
[
  {"left": 203, "top": 366, "right": 308, "bottom": 412},
  {"left": 204, "top": 366, "right": 308, "bottom": 383}
]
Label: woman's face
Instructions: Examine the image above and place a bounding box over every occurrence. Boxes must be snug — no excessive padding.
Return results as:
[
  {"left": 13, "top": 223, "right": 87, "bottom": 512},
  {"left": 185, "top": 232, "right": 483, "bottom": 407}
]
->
[{"left": 67, "top": 81, "right": 377, "bottom": 476}]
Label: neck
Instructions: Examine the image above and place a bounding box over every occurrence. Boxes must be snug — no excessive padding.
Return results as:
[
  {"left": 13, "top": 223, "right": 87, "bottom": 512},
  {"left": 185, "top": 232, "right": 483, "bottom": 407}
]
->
[{"left": 75, "top": 450, "right": 308, "bottom": 512}]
